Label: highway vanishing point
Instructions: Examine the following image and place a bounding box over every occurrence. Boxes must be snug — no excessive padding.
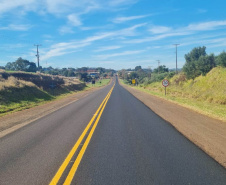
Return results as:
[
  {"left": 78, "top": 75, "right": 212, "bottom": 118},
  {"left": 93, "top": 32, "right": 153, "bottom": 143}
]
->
[{"left": 0, "top": 77, "right": 226, "bottom": 185}]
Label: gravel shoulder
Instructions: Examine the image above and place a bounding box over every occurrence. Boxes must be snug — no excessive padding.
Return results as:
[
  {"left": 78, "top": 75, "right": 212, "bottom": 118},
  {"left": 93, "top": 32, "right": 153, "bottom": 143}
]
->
[{"left": 121, "top": 83, "right": 226, "bottom": 169}]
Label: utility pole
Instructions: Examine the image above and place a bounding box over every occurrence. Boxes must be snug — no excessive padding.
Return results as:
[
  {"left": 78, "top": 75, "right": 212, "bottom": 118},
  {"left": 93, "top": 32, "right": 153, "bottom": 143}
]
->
[
  {"left": 34, "top": 44, "right": 41, "bottom": 69},
  {"left": 148, "top": 66, "right": 152, "bottom": 79},
  {"left": 173, "top": 44, "right": 180, "bottom": 74},
  {"left": 157, "top": 60, "right": 160, "bottom": 74}
]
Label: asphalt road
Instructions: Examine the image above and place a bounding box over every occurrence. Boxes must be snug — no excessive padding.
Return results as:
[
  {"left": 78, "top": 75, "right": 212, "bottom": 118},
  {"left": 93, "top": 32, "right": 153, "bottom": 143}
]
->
[{"left": 0, "top": 77, "right": 226, "bottom": 185}]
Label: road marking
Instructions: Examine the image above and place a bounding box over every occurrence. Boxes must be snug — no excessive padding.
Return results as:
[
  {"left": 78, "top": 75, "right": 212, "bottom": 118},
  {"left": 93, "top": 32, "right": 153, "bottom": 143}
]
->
[
  {"left": 63, "top": 85, "right": 114, "bottom": 185},
  {"left": 49, "top": 85, "right": 114, "bottom": 185}
]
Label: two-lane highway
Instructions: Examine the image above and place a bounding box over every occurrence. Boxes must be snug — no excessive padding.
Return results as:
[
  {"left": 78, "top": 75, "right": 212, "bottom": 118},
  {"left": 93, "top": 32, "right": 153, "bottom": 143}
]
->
[
  {"left": 0, "top": 82, "right": 113, "bottom": 185},
  {"left": 0, "top": 77, "right": 226, "bottom": 184}
]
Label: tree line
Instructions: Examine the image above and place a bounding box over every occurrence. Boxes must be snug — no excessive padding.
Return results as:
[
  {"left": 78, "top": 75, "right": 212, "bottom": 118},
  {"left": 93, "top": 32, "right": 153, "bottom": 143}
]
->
[
  {"left": 119, "top": 47, "right": 226, "bottom": 85},
  {"left": 1, "top": 58, "right": 115, "bottom": 81},
  {"left": 1, "top": 46, "right": 226, "bottom": 82}
]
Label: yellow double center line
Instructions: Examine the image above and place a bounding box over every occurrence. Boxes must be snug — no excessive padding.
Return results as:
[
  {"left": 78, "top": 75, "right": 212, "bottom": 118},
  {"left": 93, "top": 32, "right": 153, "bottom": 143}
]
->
[{"left": 49, "top": 84, "right": 115, "bottom": 185}]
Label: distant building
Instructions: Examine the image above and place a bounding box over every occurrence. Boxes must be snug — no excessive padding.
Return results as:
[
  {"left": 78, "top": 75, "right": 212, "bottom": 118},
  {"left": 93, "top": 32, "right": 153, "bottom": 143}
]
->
[{"left": 87, "top": 69, "right": 100, "bottom": 78}]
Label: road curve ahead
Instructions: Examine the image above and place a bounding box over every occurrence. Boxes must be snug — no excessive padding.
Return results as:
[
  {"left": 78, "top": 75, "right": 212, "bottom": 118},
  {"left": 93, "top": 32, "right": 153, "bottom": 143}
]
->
[{"left": 0, "top": 77, "right": 226, "bottom": 185}]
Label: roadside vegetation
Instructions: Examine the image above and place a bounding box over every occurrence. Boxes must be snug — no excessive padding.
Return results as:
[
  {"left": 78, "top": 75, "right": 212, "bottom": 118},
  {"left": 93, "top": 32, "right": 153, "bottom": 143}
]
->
[
  {"left": 86, "top": 79, "right": 111, "bottom": 88},
  {"left": 0, "top": 70, "right": 111, "bottom": 116},
  {"left": 0, "top": 58, "right": 114, "bottom": 116},
  {"left": 119, "top": 46, "right": 226, "bottom": 121},
  {"left": 2, "top": 57, "right": 115, "bottom": 79}
]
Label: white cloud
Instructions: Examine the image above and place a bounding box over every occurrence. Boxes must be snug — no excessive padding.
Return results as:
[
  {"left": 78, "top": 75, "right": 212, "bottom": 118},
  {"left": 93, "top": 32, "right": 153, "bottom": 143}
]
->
[
  {"left": 149, "top": 26, "right": 172, "bottom": 34},
  {"left": 43, "top": 23, "right": 147, "bottom": 60},
  {"left": 94, "top": 46, "right": 122, "bottom": 52},
  {"left": 113, "top": 15, "right": 150, "bottom": 23},
  {"left": 127, "top": 20, "right": 226, "bottom": 44},
  {"left": 108, "top": 0, "right": 137, "bottom": 7},
  {"left": 83, "top": 32, "right": 115, "bottom": 43},
  {"left": 186, "top": 21, "right": 226, "bottom": 31},
  {"left": 0, "top": 24, "right": 32, "bottom": 31},
  {"left": 67, "top": 14, "right": 82, "bottom": 26},
  {"left": 0, "top": 0, "right": 137, "bottom": 17},
  {"left": 118, "top": 23, "right": 147, "bottom": 36},
  {"left": 124, "top": 32, "right": 189, "bottom": 44},
  {"left": 59, "top": 26, "right": 74, "bottom": 34},
  {"left": 80, "top": 25, "right": 112, "bottom": 31},
  {"left": 41, "top": 42, "right": 90, "bottom": 60},
  {"left": 81, "top": 23, "right": 146, "bottom": 43},
  {"left": 95, "top": 50, "right": 145, "bottom": 59},
  {"left": 0, "top": 0, "right": 36, "bottom": 14},
  {"left": 45, "top": 0, "right": 78, "bottom": 14},
  {"left": 179, "top": 36, "right": 226, "bottom": 49}
]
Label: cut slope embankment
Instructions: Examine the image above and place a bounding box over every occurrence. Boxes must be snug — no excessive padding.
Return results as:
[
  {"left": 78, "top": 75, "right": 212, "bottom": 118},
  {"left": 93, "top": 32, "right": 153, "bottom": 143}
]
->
[
  {"left": 0, "top": 72, "right": 86, "bottom": 115},
  {"left": 133, "top": 67, "right": 226, "bottom": 122}
]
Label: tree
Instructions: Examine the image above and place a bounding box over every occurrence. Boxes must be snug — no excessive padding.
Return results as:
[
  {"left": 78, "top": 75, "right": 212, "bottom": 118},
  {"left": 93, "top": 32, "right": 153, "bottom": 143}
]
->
[
  {"left": 130, "top": 72, "right": 139, "bottom": 79},
  {"left": 216, "top": 51, "right": 226, "bottom": 67},
  {"left": 63, "top": 70, "right": 69, "bottom": 77},
  {"left": 5, "top": 57, "right": 37, "bottom": 72},
  {"left": 78, "top": 67, "right": 88, "bottom": 72},
  {"left": 135, "top": 66, "right": 142, "bottom": 71},
  {"left": 5, "top": 62, "right": 14, "bottom": 71},
  {"left": 183, "top": 46, "right": 214, "bottom": 79},
  {"left": 96, "top": 67, "right": 105, "bottom": 74},
  {"left": 153, "top": 65, "right": 168, "bottom": 73},
  {"left": 68, "top": 70, "right": 75, "bottom": 77},
  {"left": 197, "top": 54, "right": 216, "bottom": 75},
  {"left": 185, "top": 46, "right": 206, "bottom": 62},
  {"left": 27, "top": 62, "right": 37, "bottom": 72}
]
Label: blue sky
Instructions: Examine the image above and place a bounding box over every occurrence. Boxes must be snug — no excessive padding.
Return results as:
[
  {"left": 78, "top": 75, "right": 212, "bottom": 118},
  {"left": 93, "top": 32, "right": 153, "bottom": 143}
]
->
[{"left": 0, "top": 0, "right": 226, "bottom": 70}]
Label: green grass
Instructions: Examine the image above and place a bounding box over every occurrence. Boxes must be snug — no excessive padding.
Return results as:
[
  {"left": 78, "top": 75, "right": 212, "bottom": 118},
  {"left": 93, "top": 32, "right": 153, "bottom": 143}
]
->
[
  {"left": 0, "top": 86, "right": 54, "bottom": 115},
  {"left": 120, "top": 67, "right": 226, "bottom": 122},
  {"left": 0, "top": 75, "right": 110, "bottom": 116},
  {"left": 86, "top": 79, "right": 110, "bottom": 88}
]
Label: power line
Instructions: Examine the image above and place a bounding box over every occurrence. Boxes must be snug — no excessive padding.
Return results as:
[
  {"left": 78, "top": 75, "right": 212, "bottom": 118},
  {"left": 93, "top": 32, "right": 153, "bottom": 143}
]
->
[{"left": 173, "top": 44, "right": 180, "bottom": 74}]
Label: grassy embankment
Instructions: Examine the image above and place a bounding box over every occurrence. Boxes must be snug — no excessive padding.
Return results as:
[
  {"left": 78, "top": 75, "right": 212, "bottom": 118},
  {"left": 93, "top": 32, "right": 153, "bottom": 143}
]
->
[
  {"left": 86, "top": 79, "right": 110, "bottom": 88},
  {"left": 0, "top": 71, "right": 109, "bottom": 116},
  {"left": 121, "top": 67, "right": 226, "bottom": 122}
]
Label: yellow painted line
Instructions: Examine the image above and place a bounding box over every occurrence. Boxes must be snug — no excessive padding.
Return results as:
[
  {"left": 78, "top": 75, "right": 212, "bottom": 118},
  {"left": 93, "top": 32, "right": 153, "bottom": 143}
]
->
[
  {"left": 63, "top": 85, "right": 114, "bottom": 185},
  {"left": 49, "top": 85, "right": 114, "bottom": 185}
]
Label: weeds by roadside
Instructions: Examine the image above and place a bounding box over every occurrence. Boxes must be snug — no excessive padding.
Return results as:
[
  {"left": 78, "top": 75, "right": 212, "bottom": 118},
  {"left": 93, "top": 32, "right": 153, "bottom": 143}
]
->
[
  {"left": 120, "top": 67, "right": 226, "bottom": 122},
  {"left": 86, "top": 79, "right": 110, "bottom": 88}
]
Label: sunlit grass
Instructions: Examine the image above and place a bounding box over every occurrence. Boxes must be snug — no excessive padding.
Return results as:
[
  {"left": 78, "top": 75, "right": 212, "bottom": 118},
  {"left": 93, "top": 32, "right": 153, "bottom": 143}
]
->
[
  {"left": 86, "top": 79, "right": 110, "bottom": 88},
  {"left": 119, "top": 67, "right": 226, "bottom": 122},
  {"left": 0, "top": 74, "right": 111, "bottom": 116}
]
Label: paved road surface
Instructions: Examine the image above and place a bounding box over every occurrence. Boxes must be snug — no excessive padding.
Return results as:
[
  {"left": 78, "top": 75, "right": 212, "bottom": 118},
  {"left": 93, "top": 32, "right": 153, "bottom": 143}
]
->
[{"left": 0, "top": 77, "right": 226, "bottom": 185}]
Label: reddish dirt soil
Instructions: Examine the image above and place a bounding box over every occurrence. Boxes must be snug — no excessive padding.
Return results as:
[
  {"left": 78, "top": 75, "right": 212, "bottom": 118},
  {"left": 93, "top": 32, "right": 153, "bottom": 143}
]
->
[
  {"left": 1, "top": 82, "right": 226, "bottom": 169},
  {"left": 121, "top": 83, "right": 226, "bottom": 169}
]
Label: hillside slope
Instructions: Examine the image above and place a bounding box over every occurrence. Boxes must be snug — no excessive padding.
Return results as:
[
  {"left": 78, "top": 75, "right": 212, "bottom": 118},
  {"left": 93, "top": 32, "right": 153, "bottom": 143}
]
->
[
  {"left": 168, "top": 67, "right": 226, "bottom": 104},
  {"left": 0, "top": 71, "right": 86, "bottom": 115},
  {"left": 125, "top": 67, "right": 226, "bottom": 121}
]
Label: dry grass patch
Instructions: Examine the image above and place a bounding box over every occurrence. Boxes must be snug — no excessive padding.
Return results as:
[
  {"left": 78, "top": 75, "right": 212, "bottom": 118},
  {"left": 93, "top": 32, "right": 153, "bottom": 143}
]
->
[{"left": 0, "top": 76, "right": 36, "bottom": 91}]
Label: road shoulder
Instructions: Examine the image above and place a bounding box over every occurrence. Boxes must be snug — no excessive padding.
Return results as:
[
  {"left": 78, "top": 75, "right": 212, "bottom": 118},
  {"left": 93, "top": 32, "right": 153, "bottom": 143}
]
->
[
  {"left": 120, "top": 83, "right": 226, "bottom": 169},
  {"left": 0, "top": 86, "right": 105, "bottom": 138}
]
